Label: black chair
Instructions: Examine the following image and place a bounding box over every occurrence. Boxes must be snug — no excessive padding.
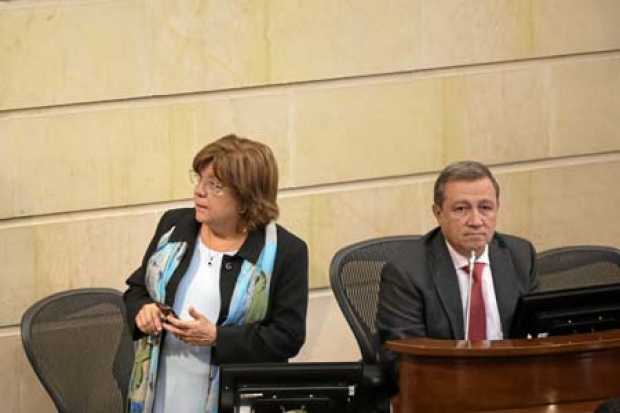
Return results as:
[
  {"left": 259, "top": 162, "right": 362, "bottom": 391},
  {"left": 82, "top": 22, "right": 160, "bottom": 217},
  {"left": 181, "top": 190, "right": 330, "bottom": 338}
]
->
[
  {"left": 20, "top": 288, "right": 134, "bottom": 413},
  {"left": 536, "top": 245, "right": 620, "bottom": 291},
  {"left": 329, "top": 235, "right": 421, "bottom": 412}
]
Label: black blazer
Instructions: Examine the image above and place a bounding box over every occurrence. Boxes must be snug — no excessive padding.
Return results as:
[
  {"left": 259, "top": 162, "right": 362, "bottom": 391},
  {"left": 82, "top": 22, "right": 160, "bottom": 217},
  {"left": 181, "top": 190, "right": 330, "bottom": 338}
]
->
[
  {"left": 123, "top": 208, "right": 309, "bottom": 364},
  {"left": 377, "top": 227, "right": 538, "bottom": 343}
]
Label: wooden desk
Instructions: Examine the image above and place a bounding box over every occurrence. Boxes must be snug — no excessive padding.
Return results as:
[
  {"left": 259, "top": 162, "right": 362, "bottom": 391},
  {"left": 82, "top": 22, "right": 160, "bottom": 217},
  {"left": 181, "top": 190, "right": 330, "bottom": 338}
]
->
[{"left": 386, "top": 330, "right": 620, "bottom": 413}]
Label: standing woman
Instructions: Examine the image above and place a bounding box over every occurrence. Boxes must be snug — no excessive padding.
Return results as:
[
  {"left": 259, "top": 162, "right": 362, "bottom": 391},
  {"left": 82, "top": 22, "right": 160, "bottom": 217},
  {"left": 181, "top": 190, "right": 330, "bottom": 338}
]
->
[{"left": 124, "top": 134, "right": 308, "bottom": 413}]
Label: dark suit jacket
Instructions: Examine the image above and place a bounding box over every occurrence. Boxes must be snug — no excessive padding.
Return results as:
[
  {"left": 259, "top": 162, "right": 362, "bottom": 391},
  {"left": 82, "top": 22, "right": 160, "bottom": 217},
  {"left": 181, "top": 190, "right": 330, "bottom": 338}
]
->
[
  {"left": 377, "top": 227, "right": 538, "bottom": 343},
  {"left": 123, "top": 208, "right": 309, "bottom": 364}
]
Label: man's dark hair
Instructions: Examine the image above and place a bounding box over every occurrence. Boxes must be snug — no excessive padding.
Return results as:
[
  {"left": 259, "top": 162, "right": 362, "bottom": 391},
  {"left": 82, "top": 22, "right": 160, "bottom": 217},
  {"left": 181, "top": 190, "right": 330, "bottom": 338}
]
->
[{"left": 433, "top": 160, "right": 500, "bottom": 207}]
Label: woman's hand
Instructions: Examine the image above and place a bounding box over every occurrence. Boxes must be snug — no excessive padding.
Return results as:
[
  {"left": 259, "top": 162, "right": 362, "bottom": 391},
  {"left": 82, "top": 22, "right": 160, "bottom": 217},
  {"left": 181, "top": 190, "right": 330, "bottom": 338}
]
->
[
  {"left": 163, "top": 306, "right": 218, "bottom": 346},
  {"left": 135, "top": 303, "right": 164, "bottom": 335}
]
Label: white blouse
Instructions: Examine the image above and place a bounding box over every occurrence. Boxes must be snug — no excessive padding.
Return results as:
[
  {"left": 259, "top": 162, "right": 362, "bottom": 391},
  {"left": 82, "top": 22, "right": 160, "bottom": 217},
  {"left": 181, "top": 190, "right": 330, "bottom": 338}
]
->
[{"left": 153, "top": 237, "right": 234, "bottom": 413}]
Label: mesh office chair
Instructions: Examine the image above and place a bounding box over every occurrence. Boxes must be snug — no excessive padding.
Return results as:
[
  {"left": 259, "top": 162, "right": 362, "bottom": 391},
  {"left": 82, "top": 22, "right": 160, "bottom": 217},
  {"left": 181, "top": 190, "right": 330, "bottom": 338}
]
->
[
  {"left": 536, "top": 245, "right": 620, "bottom": 291},
  {"left": 329, "top": 235, "right": 420, "bottom": 412},
  {"left": 21, "top": 288, "right": 134, "bottom": 413}
]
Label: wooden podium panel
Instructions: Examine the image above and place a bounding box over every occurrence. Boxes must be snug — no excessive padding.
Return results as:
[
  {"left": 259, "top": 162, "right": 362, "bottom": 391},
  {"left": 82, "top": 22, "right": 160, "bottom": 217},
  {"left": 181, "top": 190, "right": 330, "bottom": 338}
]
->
[{"left": 386, "top": 330, "right": 620, "bottom": 413}]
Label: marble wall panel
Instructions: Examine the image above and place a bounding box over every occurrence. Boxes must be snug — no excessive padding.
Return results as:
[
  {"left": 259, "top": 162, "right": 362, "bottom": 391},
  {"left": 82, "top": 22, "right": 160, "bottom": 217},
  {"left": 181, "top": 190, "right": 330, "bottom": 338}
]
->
[
  {"left": 0, "top": 334, "right": 19, "bottom": 413},
  {"left": 279, "top": 181, "right": 435, "bottom": 288},
  {"left": 440, "top": 65, "right": 550, "bottom": 164},
  {"left": 0, "top": 334, "right": 55, "bottom": 413},
  {"left": 148, "top": 0, "right": 270, "bottom": 94},
  {"left": 549, "top": 57, "right": 620, "bottom": 156},
  {"left": 292, "top": 291, "right": 360, "bottom": 362},
  {"left": 0, "top": 212, "right": 161, "bottom": 326},
  {"left": 267, "top": 0, "right": 418, "bottom": 82},
  {"left": 0, "top": 0, "right": 149, "bottom": 110},
  {"left": 414, "top": 0, "right": 535, "bottom": 68},
  {"left": 2, "top": 0, "right": 619, "bottom": 109},
  {"left": 528, "top": 161, "right": 620, "bottom": 251},
  {"left": 289, "top": 80, "right": 444, "bottom": 186},
  {"left": 496, "top": 160, "right": 620, "bottom": 251},
  {"left": 0, "top": 94, "right": 289, "bottom": 219},
  {"left": 533, "top": 0, "right": 620, "bottom": 56}
]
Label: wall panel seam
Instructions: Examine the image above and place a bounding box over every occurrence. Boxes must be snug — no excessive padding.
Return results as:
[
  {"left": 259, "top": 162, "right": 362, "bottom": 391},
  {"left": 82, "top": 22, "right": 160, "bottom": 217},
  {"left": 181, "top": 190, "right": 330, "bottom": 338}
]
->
[
  {"left": 1, "top": 151, "right": 619, "bottom": 228},
  {"left": 1, "top": 50, "right": 619, "bottom": 117}
]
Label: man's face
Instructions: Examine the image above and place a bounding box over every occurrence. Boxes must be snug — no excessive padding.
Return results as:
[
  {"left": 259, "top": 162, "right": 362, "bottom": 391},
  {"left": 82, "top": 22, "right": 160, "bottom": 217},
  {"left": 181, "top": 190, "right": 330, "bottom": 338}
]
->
[{"left": 433, "top": 177, "right": 499, "bottom": 257}]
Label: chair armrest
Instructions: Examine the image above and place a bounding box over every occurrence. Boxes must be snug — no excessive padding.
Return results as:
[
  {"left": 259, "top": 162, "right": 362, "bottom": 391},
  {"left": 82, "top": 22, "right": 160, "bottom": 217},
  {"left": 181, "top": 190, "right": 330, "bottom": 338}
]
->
[{"left": 361, "top": 363, "right": 384, "bottom": 387}]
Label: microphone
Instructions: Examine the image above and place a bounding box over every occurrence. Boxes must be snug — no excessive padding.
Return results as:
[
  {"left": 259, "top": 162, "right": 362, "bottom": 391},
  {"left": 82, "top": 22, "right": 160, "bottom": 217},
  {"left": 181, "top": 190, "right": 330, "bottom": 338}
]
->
[{"left": 464, "top": 250, "right": 476, "bottom": 340}]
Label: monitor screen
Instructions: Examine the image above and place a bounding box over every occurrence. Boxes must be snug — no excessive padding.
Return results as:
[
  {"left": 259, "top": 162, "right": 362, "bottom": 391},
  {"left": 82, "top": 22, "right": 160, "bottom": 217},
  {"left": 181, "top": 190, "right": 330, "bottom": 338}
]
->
[
  {"left": 219, "top": 362, "right": 362, "bottom": 413},
  {"left": 509, "top": 282, "right": 620, "bottom": 338}
]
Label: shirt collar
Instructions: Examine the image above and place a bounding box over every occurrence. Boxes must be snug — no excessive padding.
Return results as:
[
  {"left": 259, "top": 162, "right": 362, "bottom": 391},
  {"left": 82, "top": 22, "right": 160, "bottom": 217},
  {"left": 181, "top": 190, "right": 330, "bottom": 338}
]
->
[{"left": 445, "top": 240, "right": 490, "bottom": 271}]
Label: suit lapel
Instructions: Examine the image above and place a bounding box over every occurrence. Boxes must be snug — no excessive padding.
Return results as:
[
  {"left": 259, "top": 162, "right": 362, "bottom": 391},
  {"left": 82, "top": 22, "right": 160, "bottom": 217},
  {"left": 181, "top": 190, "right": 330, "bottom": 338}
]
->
[
  {"left": 429, "top": 232, "right": 465, "bottom": 339},
  {"left": 489, "top": 236, "right": 519, "bottom": 334}
]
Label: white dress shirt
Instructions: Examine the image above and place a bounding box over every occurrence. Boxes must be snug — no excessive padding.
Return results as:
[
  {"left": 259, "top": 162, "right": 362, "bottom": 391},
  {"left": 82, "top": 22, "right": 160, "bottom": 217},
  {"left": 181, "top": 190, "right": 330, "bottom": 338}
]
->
[{"left": 445, "top": 241, "right": 503, "bottom": 340}]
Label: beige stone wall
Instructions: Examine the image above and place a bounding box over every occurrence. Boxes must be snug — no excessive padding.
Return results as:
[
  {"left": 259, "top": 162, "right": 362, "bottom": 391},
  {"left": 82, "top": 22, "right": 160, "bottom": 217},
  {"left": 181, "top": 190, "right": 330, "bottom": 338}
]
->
[{"left": 1, "top": 1, "right": 619, "bottom": 411}]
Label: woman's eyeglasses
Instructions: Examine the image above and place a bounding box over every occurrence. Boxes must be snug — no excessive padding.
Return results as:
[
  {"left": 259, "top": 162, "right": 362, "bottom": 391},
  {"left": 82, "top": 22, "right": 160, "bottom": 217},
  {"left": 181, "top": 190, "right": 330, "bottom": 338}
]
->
[{"left": 189, "top": 171, "right": 226, "bottom": 196}]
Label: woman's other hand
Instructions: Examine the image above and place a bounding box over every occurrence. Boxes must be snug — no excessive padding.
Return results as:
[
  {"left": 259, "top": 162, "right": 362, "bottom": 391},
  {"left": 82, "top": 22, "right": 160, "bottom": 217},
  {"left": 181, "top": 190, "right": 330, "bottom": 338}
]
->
[
  {"left": 163, "top": 306, "right": 218, "bottom": 346},
  {"left": 135, "top": 303, "right": 164, "bottom": 335}
]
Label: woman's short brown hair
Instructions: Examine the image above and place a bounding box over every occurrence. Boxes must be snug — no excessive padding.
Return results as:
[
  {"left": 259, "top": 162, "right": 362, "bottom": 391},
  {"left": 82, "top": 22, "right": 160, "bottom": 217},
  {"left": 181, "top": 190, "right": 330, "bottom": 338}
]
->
[{"left": 192, "top": 134, "right": 279, "bottom": 231}]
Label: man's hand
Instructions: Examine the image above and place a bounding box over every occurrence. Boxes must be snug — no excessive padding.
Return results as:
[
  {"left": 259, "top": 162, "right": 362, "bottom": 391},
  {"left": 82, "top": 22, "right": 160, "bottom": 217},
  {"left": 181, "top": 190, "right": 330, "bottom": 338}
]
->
[{"left": 163, "top": 306, "right": 217, "bottom": 346}]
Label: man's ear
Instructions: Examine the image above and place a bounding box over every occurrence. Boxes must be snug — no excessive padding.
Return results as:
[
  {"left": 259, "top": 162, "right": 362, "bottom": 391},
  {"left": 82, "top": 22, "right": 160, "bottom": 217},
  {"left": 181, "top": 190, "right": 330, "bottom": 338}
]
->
[{"left": 432, "top": 204, "right": 441, "bottom": 219}]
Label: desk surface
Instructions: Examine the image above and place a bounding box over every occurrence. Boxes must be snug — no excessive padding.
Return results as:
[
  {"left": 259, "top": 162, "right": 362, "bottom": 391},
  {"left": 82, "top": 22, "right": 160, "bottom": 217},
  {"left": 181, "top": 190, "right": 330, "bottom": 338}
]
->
[{"left": 386, "top": 329, "right": 620, "bottom": 357}]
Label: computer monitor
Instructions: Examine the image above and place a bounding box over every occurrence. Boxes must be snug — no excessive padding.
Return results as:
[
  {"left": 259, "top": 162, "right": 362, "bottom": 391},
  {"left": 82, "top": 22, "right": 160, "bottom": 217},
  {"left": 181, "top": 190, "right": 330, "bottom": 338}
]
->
[
  {"left": 510, "top": 282, "right": 620, "bottom": 338},
  {"left": 219, "top": 362, "right": 362, "bottom": 413}
]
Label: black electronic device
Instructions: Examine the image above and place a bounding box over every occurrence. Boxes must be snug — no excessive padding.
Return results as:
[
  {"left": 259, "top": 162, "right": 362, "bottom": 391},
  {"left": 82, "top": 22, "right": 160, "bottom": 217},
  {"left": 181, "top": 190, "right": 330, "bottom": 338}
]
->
[
  {"left": 219, "top": 362, "right": 362, "bottom": 413},
  {"left": 510, "top": 282, "right": 620, "bottom": 338}
]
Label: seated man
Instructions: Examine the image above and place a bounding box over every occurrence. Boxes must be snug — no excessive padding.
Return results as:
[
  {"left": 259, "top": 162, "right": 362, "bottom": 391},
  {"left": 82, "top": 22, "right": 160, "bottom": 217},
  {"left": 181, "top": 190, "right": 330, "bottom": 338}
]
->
[{"left": 376, "top": 161, "right": 538, "bottom": 386}]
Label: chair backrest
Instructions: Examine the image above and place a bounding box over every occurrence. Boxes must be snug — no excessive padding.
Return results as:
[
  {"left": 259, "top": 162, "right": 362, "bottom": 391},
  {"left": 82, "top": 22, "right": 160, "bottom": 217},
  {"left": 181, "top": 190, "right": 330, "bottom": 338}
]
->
[
  {"left": 536, "top": 246, "right": 620, "bottom": 291},
  {"left": 20, "top": 288, "right": 134, "bottom": 413},
  {"left": 329, "top": 235, "right": 421, "bottom": 364}
]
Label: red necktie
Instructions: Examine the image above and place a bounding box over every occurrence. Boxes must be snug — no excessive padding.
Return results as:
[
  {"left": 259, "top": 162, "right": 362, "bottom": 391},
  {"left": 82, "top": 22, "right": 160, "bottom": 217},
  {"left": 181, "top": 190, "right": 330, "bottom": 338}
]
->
[{"left": 463, "top": 262, "right": 486, "bottom": 340}]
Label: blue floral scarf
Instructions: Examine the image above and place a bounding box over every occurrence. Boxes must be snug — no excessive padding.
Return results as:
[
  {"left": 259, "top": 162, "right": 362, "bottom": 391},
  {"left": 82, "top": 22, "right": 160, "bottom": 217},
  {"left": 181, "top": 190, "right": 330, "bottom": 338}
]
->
[{"left": 127, "top": 222, "right": 277, "bottom": 413}]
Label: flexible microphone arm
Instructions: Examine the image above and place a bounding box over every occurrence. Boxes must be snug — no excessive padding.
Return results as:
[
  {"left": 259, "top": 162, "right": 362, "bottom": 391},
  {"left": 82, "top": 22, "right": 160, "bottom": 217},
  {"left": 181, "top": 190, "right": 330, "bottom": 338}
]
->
[{"left": 464, "top": 250, "right": 476, "bottom": 340}]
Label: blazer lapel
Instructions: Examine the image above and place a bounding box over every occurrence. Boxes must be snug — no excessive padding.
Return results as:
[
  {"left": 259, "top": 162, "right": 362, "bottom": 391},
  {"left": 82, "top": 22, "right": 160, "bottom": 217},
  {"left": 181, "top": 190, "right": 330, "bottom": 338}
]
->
[
  {"left": 164, "top": 210, "right": 201, "bottom": 302},
  {"left": 429, "top": 233, "right": 465, "bottom": 339},
  {"left": 489, "top": 236, "right": 520, "bottom": 335}
]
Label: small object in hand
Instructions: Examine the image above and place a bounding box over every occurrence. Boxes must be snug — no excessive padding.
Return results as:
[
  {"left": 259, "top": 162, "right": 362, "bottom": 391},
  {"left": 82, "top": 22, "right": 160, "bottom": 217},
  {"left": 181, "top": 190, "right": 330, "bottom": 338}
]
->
[{"left": 156, "top": 302, "right": 178, "bottom": 319}]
